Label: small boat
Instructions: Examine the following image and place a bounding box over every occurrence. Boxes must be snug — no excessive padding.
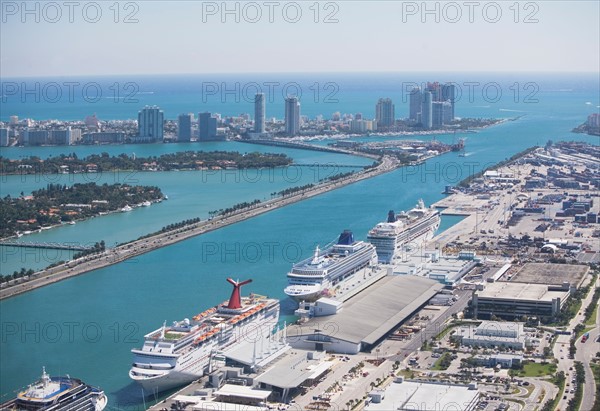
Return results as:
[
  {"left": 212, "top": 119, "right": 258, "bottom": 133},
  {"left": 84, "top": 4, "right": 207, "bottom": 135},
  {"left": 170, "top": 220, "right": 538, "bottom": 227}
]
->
[
  {"left": 68, "top": 221, "right": 76, "bottom": 225},
  {"left": 141, "top": 201, "right": 151, "bottom": 207}
]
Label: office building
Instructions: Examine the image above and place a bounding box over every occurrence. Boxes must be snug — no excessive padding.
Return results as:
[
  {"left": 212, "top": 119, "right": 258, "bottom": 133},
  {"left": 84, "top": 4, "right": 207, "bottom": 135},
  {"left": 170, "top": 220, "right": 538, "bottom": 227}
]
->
[
  {"left": 254, "top": 93, "right": 266, "bottom": 134},
  {"left": 284, "top": 97, "right": 300, "bottom": 136},
  {"left": 137, "top": 106, "right": 164, "bottom": 143},
  {"left": 177, "top": 113, "right": 193, "bottom": 142},
  {"left": 375, "top": 98, "right": 395, "bottom": 128},
  {"left": 9, "top": 115, "right": 19, "bottom": 125},
  {"left": 454, "top": 321, "right": 528, "bottom": 350},
  {"left": 198, "top": 112, "right": 219, "bottom": 141}
]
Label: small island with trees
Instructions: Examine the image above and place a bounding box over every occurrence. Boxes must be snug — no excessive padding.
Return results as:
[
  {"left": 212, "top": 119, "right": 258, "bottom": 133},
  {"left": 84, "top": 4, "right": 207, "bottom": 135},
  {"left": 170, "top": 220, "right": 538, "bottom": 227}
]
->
[
  {"left": 0, "top": 182, "right": 164, "bottom": 239},
  {"left": 0, "top": 151, "right": 293, "bottom": 175}
]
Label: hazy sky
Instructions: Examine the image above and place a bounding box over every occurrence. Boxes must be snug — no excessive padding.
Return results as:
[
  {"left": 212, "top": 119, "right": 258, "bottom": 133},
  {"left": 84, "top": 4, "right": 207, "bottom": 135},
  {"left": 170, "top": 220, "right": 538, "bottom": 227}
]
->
[{"left": 1, "top": 1, "right": 598, "bottom": 77}]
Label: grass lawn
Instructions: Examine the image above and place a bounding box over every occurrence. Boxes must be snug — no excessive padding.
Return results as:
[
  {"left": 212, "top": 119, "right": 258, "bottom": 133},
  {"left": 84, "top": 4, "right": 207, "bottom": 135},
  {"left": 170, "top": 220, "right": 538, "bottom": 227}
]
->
[
  {"left": 431, "top": 353, "right": 453, "bottom": 371},
  {"left": 510, "top": 362, "right": 557, "bottom": 377},
  {"left": 585, "top": 303, "right": 598, "bottom": 326}
]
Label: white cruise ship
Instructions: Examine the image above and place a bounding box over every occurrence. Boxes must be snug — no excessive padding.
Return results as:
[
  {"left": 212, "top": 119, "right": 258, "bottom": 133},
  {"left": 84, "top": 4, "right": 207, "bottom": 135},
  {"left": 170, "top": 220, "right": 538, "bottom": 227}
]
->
[
  {"left": 129, "top": 279, "right": 279, "bottom": 393},
  {"left": 367, "top": 200, "right": 441, "bottom": 264},
  {"left": 284, "top": 230, "right": 377, "bottom": 302}
]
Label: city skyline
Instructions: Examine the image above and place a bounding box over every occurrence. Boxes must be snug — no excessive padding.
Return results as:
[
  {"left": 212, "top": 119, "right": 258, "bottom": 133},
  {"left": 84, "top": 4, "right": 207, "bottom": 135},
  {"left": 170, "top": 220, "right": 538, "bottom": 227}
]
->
[{"left": 1, "top": 1, "right": 598, "bottom": 77}]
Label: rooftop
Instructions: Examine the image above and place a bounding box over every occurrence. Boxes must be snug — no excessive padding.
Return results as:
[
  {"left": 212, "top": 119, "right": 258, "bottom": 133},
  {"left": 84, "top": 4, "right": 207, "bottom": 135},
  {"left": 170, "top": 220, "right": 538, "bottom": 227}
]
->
[
  {"left": 509, "top": 263, "right": 588, "bottom": 287},
  {"left": 477, "top": 282, "right": 568, "bottom": 302},
  {"left": 365, "top": 380, "right": 479, "bottom": 411},
  {"left": 255, "top": 350, "right": 332, "bottom": 389},
  {"left": 214, "top": 384, "right": 271, "bottom": 401},
  {"left": 288, "top": 275, "right": 443, "bottom": 345}
]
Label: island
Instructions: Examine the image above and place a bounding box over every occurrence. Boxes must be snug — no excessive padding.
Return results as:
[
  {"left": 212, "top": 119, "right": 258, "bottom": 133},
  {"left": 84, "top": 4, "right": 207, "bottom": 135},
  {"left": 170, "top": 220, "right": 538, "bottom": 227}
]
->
[
  {"left": 0, "top": 151, "right": 293, "bottom": 175},
  {"left": 0, "top": 182, "right": 164, "bottom": 239}
]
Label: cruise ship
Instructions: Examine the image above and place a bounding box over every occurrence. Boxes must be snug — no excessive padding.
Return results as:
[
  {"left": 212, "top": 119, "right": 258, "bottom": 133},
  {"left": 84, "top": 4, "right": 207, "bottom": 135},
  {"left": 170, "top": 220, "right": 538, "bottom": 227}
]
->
[
  {"left": 129, "top": 279, "right": 279, "bottom": 393},
  {"left": 0, "top": 368, "right": 107, "bottom": 411},
  {"left": 284, "top": 230, "right": 377, "bottom": 302},
  {"left": 367, "top": 200, "right": 441, "bottom": 264}
]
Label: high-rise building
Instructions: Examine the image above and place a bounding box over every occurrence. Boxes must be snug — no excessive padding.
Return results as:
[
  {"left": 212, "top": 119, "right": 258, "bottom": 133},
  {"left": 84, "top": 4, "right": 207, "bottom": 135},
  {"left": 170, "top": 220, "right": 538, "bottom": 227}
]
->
[
  {"left": 441, "top": 83, "right": 456, "bottom": 120},
  {"left": 409, "top": 88, "right": 422, "bottom": 122},
  {"left": 285, "top": 97, "right": 300, "bottom": 136},
  {"left": 422, "top": 92, "right": 433, "bottom": 130},
  {"left": 254, "top": 93, "right": 266, "bottom": 134},
  {"left": 9, "top": 115, "right": 19, "bottom": 125},
  {"left": 432, "top": 102, "right": 445, "bottom": 128},
  {"left": 49, "top": 127, "right": 80, "bottom": 145},
  {"left": 177, "top": 113, "right": 193, "bottom": 142},
  {"left": 355, "top": 113, "right": 363, "bottom": 120},
  {"left": 137, "top": 106, "right": 164, "bottom": 143},
  {"left": 198, "top": 112, "right": 218, "bottom": 141},
  {"left": 0, "top": 128, "right": 9, "bottom": 146},
  {"left": 375, "top": 98, "right": 395, "bottom": 128},
  {"left": 23, "top": 129, "right": 49, "bottom": 146}
]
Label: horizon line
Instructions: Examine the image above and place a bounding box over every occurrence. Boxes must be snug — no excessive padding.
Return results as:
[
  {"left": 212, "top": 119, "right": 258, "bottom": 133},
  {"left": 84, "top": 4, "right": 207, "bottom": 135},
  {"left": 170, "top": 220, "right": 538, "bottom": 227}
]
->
[{"left": 3, "top": 70, "right": 600, "bottom": 80}]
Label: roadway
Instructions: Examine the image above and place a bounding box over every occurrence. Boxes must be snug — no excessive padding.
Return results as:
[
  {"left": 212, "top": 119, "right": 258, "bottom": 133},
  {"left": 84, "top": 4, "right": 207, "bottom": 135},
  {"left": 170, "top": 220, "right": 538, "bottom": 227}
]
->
[{"left": 553, "top": 275, "right": 599, "bottom": 411}]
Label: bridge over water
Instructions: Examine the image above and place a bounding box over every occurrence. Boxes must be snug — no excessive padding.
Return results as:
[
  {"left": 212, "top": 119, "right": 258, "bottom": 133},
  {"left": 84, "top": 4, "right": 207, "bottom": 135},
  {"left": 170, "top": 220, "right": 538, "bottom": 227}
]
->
[{"left": 0, "top": 240, "right": 94, "bottom": 251}]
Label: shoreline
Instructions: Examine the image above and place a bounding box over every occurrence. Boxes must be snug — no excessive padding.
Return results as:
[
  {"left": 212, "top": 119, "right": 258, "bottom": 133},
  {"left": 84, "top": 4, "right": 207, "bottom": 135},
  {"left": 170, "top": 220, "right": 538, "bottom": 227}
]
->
[
  {"left": 0, "top": 198, "right": 165, "bottom": 243},
  {"left": 0, "top": 155, "right": 402, "bottom": 300}
]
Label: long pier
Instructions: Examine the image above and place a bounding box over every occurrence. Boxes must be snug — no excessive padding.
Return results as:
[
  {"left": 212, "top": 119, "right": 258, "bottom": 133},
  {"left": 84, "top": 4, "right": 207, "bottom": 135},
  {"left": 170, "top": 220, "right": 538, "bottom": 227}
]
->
[
  {"left": 238, "top": 139, "right": 380, "bottom": 159},
  {"left": 0, "top": 240, "right": 93, "bottom": 251}
]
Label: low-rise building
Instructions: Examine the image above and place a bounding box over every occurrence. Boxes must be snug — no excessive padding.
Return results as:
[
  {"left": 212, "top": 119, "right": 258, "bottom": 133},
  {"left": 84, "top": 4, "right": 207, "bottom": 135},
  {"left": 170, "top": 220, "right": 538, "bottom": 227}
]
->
[
  {"left": 454, "top": 321, "right": 528, "bottom": 350},
  {"left": 365, "top": 379, "right": 480, "bottom": 411}
]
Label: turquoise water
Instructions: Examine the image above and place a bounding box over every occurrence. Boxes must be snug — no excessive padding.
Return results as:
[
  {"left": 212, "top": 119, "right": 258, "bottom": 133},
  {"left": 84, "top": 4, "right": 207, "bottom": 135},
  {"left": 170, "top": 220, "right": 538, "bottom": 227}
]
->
[
  {"left": 0, "top": 74, "right": 599, "bottom": 407},
  {"left": 0, "top": 146, "right": 371, "bottom": 274}
]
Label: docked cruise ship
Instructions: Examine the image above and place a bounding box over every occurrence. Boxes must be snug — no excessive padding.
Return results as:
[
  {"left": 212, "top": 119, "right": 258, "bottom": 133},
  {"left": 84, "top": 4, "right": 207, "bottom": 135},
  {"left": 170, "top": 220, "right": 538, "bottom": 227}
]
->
[
  {"left": 0, "top": 368, "right": 107, "bottom": 411},
  {"left": 367, "top": 200, "right": 441, "bottom": 263},
  {"left": 284, "top": 230, "right": 377, "bottom": 302},
  {"left": 129, "top": 279, "right": 279, "bottom": 393}
]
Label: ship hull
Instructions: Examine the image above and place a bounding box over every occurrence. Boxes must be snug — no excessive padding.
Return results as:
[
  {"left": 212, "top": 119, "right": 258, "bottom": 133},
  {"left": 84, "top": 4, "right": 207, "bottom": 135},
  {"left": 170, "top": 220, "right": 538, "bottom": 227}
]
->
[{"left": 133, "top": 371, "right": 198, "bottom": 394}]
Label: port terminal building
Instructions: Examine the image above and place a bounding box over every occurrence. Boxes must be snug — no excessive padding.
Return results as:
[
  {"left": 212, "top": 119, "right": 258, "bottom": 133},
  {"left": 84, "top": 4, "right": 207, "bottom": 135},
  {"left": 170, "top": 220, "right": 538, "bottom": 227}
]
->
[
  {"left": 365, "top": 378, "right": 480, "bottom": 411},
  {"left": 286, "top": 276, "right": 443, "bottom": 354}
]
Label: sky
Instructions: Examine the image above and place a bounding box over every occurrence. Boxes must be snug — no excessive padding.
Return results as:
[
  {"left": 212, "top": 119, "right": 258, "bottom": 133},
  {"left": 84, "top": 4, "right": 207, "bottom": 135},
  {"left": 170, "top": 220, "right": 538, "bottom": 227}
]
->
[{"left": 1, "top": 1, "right": 599, "bottom": 77}]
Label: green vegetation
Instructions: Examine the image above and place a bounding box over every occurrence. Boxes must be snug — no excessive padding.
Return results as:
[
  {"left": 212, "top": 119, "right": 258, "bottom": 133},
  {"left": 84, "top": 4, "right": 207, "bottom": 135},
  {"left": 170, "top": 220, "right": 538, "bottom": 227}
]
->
[
  {"left": 0, "top": 268, "right": 34, "bottom": 284},
  {"left": 548, "top": 275, "right": 596, "bottom": 326},
  {"left": 0, "top": 183, "right": 163, "bottom": 238},
  {"left": 72, "top": 241, "right": 106, "bottom": 260},
  {"left": 458, "top": 146, "right": 539, "bottom": 188},
  {"left": 584, "top": 277, "right": 599, "bottom": 326},
  {"left": 509, "top": 361, "right": 556, "bottom": 377},
  {"left": 590, "top": 362, "right": 600, "bottom": 411},
  {"left": 431, "top": 353, "right": 453, "bottom": 370},
  {"left": 0, "top": 151, "right": 293, "bottom": 174}
]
